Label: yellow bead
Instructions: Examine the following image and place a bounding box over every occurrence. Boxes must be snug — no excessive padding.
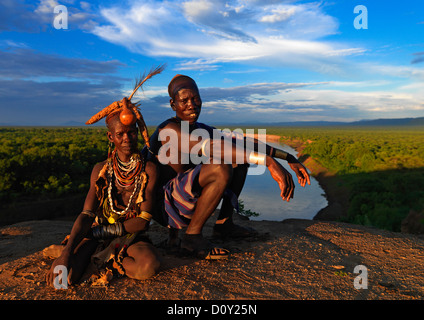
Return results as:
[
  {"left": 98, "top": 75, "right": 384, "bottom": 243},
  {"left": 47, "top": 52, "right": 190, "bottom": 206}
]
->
[{"left": 108, "top": 216, "right": 116, "bottom": 224}]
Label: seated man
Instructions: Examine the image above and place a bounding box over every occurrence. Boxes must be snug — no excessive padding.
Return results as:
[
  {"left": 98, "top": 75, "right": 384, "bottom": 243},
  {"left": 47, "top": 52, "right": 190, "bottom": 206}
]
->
[
  {"left": 45, "top": 71, "right": 162, "bottom": 287},
  {"left": 148, "top": 74, "right": 311, "bottom": 260}
]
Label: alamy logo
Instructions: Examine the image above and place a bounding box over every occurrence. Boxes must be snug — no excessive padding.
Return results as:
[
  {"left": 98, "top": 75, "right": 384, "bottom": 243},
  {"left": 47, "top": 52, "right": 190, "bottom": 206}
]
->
[
  {"left": 53, "top": 265, "right": 68, "bottom": 290},
  {"left": 353, "top": 265, "right": 368, "bottom": 289},
  {"left": 354, "top": 5, "right": 368, "bottom": 30},
  {"left": 53, "top": 5, "right": 68, "bottom": 30}
]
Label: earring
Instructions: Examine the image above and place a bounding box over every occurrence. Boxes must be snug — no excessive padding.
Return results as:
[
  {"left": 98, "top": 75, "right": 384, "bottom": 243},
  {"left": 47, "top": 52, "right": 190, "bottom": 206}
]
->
[{"left": 108, "top": 141, "right": 114, "bottom": 159}]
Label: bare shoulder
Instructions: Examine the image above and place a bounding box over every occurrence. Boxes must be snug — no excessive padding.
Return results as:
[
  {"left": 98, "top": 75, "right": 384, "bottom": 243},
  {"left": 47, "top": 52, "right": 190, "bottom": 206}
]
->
[
  {"left": 145, "top": 160, "right": 158, "bottom": 178},
  {"left": 90, "top": 160, "right": 107, "bottom": 180},
  {"left": 94, "top": 160, "right": 107, "bottom": 172},
  {"left": 160, "top": 120, "right": 180, "bottom": 132}
]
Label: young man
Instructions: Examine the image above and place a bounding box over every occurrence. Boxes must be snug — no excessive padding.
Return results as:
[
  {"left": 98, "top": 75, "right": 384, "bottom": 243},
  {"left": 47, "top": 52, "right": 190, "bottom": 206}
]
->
[
  {"left": 45, "top": 76, "right": 162, "bottom": 287},
  {"left": 148, "top": 74, "right": 311, "bottom": 260}
]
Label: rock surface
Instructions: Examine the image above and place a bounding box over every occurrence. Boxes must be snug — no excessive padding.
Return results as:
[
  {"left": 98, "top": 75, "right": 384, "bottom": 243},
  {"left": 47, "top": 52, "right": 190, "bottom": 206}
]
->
[{"left": 1, "top": 216, "right": 423, "bottom": 300}]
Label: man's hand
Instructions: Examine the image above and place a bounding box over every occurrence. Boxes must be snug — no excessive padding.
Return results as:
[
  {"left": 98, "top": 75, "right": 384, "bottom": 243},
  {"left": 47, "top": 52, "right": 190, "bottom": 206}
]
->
[
  {"left": 287, "top": 156, "right": 311, "bottom": 188},
  {"left": 266, "top": 156, "right": 295, "bottom": 202}
]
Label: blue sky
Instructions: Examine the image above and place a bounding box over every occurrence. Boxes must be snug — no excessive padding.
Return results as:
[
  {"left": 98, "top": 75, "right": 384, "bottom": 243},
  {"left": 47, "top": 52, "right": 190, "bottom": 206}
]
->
[{"left": 0, "top": 0, "right": 423, "bottom": 126}]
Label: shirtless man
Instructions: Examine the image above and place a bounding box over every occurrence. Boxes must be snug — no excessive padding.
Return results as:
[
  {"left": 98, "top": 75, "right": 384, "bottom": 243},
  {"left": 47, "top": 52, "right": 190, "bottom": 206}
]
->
[
  {"left": 149, "top": 75, "right": 310, "bottom": 260},
  {"left": 45, "top": 102, "right": 160, "bottom": 287}
]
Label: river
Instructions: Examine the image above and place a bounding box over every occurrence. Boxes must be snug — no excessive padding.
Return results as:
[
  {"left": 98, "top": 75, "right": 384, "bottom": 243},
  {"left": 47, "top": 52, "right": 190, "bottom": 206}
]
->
[{"left": 238, "top": 143, "right": 328, "bottom": 222}]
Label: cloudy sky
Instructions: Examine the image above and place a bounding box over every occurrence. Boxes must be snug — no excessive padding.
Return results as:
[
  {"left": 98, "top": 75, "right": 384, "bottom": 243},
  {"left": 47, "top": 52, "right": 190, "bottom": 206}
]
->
[{"left": 1, "top": 0, "right": 423, "bottom": 125}]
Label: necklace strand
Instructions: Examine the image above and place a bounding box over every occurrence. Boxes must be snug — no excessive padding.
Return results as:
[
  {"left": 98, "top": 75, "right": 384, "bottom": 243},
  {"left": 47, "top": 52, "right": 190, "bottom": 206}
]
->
[
  {"left": 112, "top": 151, "right": 142, "bottom": 187},
  {"left": 107, "top": 151, "right": 142, "bottom": 216}
]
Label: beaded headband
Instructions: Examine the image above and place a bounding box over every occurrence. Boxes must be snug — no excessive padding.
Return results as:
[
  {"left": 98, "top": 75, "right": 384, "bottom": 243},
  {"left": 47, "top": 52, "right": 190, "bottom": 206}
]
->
[{"left": 85, "top": 64, "right": 166, "bottom": 148}]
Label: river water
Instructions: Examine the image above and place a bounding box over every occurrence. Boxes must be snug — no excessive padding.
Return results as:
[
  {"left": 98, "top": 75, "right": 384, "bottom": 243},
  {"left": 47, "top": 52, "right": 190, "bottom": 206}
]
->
[{"left": 238, "top": 143, "right": 328, "bottom": 222}]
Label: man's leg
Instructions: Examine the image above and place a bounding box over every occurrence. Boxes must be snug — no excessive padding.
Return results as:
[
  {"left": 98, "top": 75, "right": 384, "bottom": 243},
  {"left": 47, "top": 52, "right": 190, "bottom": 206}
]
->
[
  {"left": 185, "top": 163, "right": 232, "bottom": 235},
  {"left": 216, "top": 163, "right": 248, "bottom": 223},
  {"left": 214, "top": 163, "right": 257, "bottom": 238},
  {"left": 180, "top": 163, "right": 232, "bottom": 259}
]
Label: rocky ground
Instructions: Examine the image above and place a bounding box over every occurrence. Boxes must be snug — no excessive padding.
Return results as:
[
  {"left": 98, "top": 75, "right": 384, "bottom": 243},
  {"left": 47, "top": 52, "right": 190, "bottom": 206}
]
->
[{"left": 1, "top": 214, "right": 423, "bottom": 300}]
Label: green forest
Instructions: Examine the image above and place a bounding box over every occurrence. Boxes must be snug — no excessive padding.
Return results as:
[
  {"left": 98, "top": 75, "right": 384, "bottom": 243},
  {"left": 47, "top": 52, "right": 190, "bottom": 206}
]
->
[
  {"left": 265, "top": 126, "right": 424, "bottom": 232},
  {"left": 0, "top": 127, "right": 109, "bottom": 203},
  {"left": 1, "top": 125, "right": 423, "bottom": 232}
]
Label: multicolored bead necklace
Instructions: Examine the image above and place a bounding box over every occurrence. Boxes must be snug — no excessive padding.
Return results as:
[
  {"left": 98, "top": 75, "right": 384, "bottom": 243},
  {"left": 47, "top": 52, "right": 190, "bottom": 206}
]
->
[
  {"left": 112, "top": 150, "right": 143, "bottom": 187},
  {"left": 106, "top": 150, "right": 143, "bottom": 217}
]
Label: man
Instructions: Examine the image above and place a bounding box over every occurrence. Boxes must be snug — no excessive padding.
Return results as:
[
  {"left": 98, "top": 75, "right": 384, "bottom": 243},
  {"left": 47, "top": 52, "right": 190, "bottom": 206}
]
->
[
  {"left": 148, "top": 74, "right": 311, "bottom": 260},
  {"left": 45, "top": 70, "right": 163, "bottom": 287}
]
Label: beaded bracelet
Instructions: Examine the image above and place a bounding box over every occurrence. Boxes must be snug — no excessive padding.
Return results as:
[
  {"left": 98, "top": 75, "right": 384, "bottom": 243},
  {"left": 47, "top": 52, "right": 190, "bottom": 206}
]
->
[
  {"left": 81, "top": 210, "right": 96, "bottom": 218},
  {"left": 137, "top": 211, "right": 153, "bottom": 222},
  {"left": 91, "top": 222, "right": 126, "bottom": 239}
]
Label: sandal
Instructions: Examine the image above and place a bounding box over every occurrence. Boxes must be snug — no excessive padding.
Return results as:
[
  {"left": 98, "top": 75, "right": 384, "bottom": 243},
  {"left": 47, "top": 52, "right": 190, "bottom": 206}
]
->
[
  {"left": 213, "top": 222, "right": 257, "bottom": 239},
  {"left": 180, "top": 234, "right": 230, "bottom": 260}
]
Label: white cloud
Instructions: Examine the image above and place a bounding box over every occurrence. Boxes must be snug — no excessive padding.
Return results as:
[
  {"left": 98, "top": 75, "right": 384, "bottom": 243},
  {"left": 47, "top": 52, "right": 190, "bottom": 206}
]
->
[
  {"left": 366, "top": 64, "right": 424, "bottom": 81},
  {"left": 30, "top": 0, "right": 99, "bottom": 30},
  {"left": 135, "top": 74, "right": 424, "bottom": 123},
  {"left": 182, "top": 0, "right": 258, "bottom": 43},
  {"left": 34, "top": 0, "right": 58, "bottom": 15},
  {"left": 259, "top": 7, "right": 296, "bottom": 23},
  {"left": 257, "top": 2, "right": 339, "bottom": 39},
  {"left": 175, "top": 59, "right": 220, "bottom": 71},
  {"left": 277, "top": 87, "right": 424, "bottom": 118},
  {"left": 139, "top": 81, "right": 424, "bottom": 123},
  {"left": 183, "top": 0, "right": 212, "bottom": 16},
  {"left": 91, "top": 0, "right": 360, "bottom": 74},
  {"left": 187, "top": 81, "right": 424, "bottom": 122}
]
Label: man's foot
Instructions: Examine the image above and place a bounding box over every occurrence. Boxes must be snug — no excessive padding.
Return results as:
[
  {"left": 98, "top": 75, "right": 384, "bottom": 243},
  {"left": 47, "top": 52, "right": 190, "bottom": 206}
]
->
[
  {"left": 158, "top": 229, "right": 181, "bottom": 254},
  {"left": 213, "top": 221, "right": 257, "bottom": 239},
  {"left": 158, "top": 237, "right": 181, "bottom": 254},
  {"left": 180, "top": 234, "right": 229, "bottom": 260}
]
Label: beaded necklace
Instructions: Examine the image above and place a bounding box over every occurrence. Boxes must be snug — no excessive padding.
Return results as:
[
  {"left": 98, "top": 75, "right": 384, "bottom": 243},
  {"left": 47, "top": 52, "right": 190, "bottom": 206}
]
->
[
  {"left": 106, "top": 150, "right": 143, "bottom": 217},
  {"left": 112, "top": 150, "right": 143, "bottom": 187}
]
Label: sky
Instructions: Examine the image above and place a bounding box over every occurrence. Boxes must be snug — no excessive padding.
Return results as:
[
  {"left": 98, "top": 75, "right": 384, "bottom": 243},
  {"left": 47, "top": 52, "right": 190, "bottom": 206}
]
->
[{"left": 0, "top": 0, "right": 423, "bottom": 126}]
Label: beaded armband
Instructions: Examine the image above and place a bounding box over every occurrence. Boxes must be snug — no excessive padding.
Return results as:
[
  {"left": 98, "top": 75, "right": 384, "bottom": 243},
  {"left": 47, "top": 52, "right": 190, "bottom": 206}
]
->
[{"left": 273, "top": 149, "right": 289, "bottom": 160}]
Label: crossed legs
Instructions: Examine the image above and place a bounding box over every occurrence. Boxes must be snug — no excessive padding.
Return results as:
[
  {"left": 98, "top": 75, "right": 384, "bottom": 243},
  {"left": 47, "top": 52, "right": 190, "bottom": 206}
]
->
[{"left": 63, "top": 238, "right": 160, "bottom": 284}]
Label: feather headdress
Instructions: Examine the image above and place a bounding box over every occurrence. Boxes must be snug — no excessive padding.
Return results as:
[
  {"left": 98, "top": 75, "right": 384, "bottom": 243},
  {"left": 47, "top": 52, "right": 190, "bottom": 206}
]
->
[{"left": 86, "top": 64, "right": 166, "bottom": 148}]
